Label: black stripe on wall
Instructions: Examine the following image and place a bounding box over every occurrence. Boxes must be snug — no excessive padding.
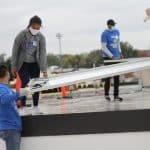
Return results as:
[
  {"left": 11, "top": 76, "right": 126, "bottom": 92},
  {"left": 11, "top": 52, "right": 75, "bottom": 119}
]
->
[{"left": 22, "top": 109, "right": 150, "bottom": 137}]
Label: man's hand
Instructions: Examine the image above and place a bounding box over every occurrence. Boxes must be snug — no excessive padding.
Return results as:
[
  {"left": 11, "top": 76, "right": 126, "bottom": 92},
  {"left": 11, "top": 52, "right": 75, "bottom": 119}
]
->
[
  {"left": 11, "top": 67, "right": 17, "bottom": 77},
  {"left": 43, "top": 71, "right": 48, "bottom": 78}
]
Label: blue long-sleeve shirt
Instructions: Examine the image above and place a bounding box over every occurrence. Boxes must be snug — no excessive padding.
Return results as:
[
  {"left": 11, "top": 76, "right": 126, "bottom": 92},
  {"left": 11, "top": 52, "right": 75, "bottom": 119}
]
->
[{"left": 0, "top": 83, "right": 22, "bottom": 131}]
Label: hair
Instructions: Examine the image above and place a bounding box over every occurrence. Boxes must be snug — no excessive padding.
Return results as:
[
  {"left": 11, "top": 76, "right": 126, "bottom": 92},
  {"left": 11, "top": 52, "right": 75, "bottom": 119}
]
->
[
  {"left": 27, "top": 15, "right": 42, "bottom": 28},
  {"left": 0, "top": 65, "right": 8, "bottom": 78}
]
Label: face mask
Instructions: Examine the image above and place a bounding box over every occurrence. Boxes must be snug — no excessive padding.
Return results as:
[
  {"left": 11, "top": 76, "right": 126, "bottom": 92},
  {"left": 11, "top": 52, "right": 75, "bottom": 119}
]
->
[
  {"left": 111, "top": 26, "right": 116, "bottom": 30},
  {"left": 29, "top": 27, "right": 40, "bottom": 35},
  {"left": 108, "top": 25, "right": 115, "bottom": 31}
]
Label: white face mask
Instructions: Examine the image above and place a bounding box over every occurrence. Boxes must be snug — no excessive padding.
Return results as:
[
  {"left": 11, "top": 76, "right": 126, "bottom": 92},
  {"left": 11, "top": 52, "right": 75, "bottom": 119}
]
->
[
  {"left": 111, "top": 26, "right": 116, "bottom": 30},
  {"left": 29, "top": 27, "right": 40, "bottom": 35},
  {"left": 108, "top": 26, "right": 116, "bottom": 31}
]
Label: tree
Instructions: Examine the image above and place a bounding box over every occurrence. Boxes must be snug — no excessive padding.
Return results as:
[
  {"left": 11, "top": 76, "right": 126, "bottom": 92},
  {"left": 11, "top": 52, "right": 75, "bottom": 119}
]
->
[
  {"left": 120, "top": 41, "right": 138, "bottom": 58},
  {"left": 62, "top": 55, "right": 75, "bottom": 68},
  {"left": 86, "top": 50, "right": 103, "bottom": 68},
  {"left": 47, "top": 54, "right": 60, "bottom": 66}
]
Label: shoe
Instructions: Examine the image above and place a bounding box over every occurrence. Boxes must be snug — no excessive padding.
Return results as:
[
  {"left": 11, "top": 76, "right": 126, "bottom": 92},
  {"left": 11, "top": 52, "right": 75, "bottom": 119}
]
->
[
  {"left": 18, "top": 107, "right": 32, "bottom": 116},
  {"left": 32, "top": 106, "right": 43, "bottom": 115},
  {"left": 114, "top": 96, "right": 123, "bottom": 102},
  {"left": 105, "top": 96, "right": 111, "bottom": 101}
]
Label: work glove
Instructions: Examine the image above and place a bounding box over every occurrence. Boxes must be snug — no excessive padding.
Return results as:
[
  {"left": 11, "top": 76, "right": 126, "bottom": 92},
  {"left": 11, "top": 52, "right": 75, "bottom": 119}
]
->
[{"left": 19, "top": 88, "right": 30, "bottom": 97}]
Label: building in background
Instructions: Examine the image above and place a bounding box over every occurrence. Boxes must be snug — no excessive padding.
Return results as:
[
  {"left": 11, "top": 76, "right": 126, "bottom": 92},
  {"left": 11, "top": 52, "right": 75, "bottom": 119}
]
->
[{"left": 138, "top": 50, "right": 150, "bottom": 57}]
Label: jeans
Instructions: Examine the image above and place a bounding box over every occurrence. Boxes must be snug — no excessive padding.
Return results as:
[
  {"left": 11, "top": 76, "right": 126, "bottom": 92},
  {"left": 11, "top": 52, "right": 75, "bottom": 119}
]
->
[
  {"left": 103, "top": 58, "right": 120, "bottom": 97},
  {"left": 0, "top": 130, "right": 21, "bottom": 150},
  {"left": 18, "top": 62, "right": 40, "bottom": 107},
  {"left": 104, "top": 75, "right": 120, "bottom": 97}
]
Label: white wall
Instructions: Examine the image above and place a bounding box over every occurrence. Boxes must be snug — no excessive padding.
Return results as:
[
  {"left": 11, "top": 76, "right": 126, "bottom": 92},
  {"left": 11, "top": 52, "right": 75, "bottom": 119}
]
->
[
  {"left": 142, "top": 69, "right": 150, "bottom": 87},
  {"left": 1, "top": 132, "right": 150, "bottom": 150}
]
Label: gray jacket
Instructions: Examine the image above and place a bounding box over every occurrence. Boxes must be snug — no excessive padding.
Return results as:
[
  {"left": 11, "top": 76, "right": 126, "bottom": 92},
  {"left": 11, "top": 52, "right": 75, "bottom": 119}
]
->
[{"left": 11, "top": 29, "right": 47, "bottom": 72}]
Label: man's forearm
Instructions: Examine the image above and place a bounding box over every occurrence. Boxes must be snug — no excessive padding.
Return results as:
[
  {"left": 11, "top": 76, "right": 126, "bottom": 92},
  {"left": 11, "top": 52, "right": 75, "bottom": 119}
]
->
[
  {"left": 119, "top": 43, "right": 122, "bottom": 53},
  {"left": 101, "top": 43, "right": 113, "bottom": 58}
]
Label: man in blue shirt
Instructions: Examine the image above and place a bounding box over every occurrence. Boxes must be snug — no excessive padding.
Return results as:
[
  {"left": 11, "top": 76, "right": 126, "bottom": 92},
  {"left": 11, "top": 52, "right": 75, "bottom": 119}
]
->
[
  {"left": 101, "top": 19, "right": 123, "bottom": 102},
  {"left": 0, "top": 65, "right": 29, "bottom": 150}
]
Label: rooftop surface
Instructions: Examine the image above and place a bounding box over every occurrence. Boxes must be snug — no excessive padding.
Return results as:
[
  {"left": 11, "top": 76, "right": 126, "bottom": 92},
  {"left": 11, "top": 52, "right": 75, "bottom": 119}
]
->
[{"left": 26, "top": 85, "right": 150, "bottom": 115}]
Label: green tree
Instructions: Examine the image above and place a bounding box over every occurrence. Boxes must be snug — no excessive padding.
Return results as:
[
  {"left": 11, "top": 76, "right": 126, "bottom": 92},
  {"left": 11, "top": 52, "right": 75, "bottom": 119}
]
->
[
  {"left": 120, "top": 41, "right": 138, "bottom": 58},
  {"left": 62, "top": 55, "right": 75, "bottom": 68},
  {"left": 86, "top": 50, "right": 102, "bottom": 68},
  {"left": 47, "top": 54, "right": 60, "bottom": 66}
]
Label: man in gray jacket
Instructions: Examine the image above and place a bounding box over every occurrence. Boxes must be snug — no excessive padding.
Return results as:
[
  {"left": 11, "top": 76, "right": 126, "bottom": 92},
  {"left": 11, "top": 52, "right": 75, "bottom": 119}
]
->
[{"left": 11, "top": 15, "right": 48, "bottom": 115}]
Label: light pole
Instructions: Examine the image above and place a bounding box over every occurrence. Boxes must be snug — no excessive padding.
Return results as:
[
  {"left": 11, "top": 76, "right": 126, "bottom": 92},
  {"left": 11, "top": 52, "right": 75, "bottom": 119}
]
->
[{"left": 56, "top": 33, "right": 63, "bottom": 70}]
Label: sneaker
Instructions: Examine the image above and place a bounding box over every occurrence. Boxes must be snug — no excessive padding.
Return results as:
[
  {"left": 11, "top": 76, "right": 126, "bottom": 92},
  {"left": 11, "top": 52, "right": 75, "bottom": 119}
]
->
[
  {"left": 32, "top": 106, "right": 43, "bottom": 115},
  {"left": 114, "top": 96, "right": 123, "bottom": 102},
  {"left": 105, "top": 96, "right": 111, "bottom": 101},
  {"left": 18, "top": 107, "right": 32, "bottom": 116}
]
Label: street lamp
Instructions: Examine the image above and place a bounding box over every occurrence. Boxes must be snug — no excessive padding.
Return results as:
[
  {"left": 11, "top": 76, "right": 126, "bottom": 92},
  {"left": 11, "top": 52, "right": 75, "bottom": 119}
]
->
[{"left": 56, "top": 33, "right": 63, "bottom": 70}]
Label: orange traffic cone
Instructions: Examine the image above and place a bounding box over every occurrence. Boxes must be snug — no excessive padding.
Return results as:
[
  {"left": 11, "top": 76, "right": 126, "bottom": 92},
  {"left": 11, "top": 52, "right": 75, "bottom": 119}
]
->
[
  {"left": 61, "top": 86, "right": 69, "bottom": 113},
  {"left": 16, "top": 73, "right": 22, "bottom": 107},
  {"left": 61, "top": 86, "right": 70, "bottom": 98}
]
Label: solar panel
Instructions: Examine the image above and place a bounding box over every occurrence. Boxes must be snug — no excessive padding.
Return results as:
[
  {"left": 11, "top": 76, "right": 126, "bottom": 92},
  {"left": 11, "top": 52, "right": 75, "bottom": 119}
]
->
[{"left": 28, "top": 57, "right": 150, "bottom": 93}]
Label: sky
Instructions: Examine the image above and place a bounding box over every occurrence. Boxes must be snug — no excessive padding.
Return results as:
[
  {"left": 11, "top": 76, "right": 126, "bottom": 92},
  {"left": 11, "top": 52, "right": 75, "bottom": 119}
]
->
[{"left": 0, "top": 0, "right": 150, "bottom": 56}]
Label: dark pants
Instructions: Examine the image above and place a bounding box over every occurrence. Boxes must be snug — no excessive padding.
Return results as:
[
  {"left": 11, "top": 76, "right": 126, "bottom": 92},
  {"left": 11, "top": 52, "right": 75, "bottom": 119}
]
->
[
  {"left": 0, "top": 130, "right": 21, "bottom": 150},
  {"left": 104, "top": 58, "right": 120, "bottom": 97},
  {"left": 18, "top": 62, "right": 40, "bottom": 107}
]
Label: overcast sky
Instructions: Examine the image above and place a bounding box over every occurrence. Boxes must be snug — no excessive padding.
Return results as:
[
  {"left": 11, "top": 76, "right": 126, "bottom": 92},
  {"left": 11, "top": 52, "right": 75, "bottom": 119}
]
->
[{"left": 0, "top": 0, "right": 150, "bottom": 56}]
